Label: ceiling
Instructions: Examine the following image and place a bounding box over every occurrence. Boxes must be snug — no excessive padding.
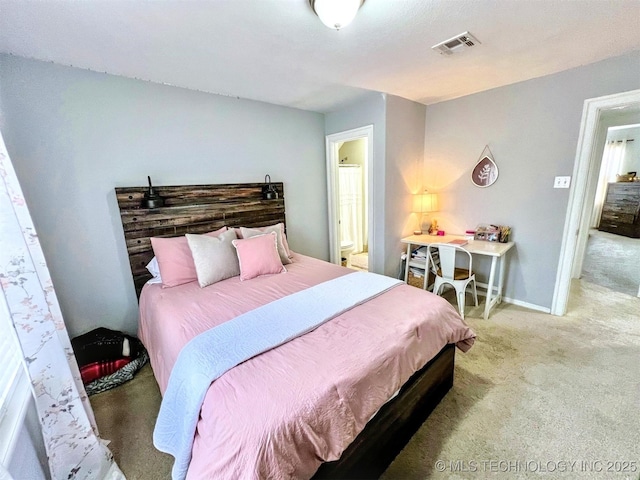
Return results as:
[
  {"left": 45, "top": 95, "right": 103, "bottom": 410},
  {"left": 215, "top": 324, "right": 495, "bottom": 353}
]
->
[{"left": 1, "top": 0, "right": 639, "bottom": 113}]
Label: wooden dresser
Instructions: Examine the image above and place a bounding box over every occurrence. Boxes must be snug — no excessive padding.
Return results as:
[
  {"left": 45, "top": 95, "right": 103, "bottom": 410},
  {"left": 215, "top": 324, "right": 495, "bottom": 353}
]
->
[{"left": 598, "top": 182, "right": 640, "bottom": 238}]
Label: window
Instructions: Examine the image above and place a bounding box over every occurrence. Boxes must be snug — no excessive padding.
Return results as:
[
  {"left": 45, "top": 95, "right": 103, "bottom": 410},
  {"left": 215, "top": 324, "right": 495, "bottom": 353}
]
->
[{"left": 0, "top": 293, "right": 29, "bottom": 465}]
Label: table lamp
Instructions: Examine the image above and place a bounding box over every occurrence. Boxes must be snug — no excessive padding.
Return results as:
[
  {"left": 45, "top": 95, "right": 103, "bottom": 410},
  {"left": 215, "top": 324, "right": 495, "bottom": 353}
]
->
[{"left": 412, "top": 191, "right": 439, "bottom": 235}]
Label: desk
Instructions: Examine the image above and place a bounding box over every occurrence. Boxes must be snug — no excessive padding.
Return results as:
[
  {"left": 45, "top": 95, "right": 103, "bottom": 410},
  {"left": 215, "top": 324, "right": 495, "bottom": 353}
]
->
[{"left": 401, "top": 235, "right": 515, "bottom": 320}]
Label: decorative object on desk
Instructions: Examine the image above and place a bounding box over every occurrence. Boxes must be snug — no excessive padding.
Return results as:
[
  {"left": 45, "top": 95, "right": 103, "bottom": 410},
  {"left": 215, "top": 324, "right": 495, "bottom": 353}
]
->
[
  {"left": 412, "top": 190, "right": 439, "bottom": 235},
  {"left": 141, "top": 176, "right": 165, "bottom": 209},
  {"left": 498, "top": 225, "right": 511, "bottom": 243},
  {"left": 474, "top": 224, "right": 499, "bottom": 242},
  {"left": 465, "top": 229, "right": 476, "bottom": 241},
  {"left": 471, "top": 145, "right": 499, "bottom": 188},
  {"left": 429, "top": 218, "right": 440, "bottom": 235},
  {"left": 474, "top": 224, "right": 511, "bottom": 242},
  {"left": 262, "top": 174, "right": 279, "bottom": 200},
  {"left": 437, "top": 230, "right": 445, "bottom": 236}
]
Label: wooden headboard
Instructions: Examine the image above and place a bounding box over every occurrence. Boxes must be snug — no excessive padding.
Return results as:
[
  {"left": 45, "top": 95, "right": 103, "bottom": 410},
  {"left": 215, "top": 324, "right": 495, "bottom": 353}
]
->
[{"left": 115, "top": 182, "right": 285, "bottom": 297}]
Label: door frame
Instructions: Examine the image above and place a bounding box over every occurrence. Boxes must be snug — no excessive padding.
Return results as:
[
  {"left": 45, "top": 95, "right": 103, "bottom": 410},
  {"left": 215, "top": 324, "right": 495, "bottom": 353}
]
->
[
  {"left": 551, "top": 88, "right": 640, "bottom": 315},
  {"left": 326, "top": 125, "right": 374, "bottom": 267}
]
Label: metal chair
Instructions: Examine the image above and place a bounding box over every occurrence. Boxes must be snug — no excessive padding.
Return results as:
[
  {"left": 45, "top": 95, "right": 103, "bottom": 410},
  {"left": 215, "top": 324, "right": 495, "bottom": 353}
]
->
[{"left": 427, "top": 244, "right": 478, "bottom": 319}]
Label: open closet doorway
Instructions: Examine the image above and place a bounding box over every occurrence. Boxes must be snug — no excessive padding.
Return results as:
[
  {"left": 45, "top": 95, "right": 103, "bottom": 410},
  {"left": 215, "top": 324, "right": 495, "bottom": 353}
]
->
[
  {"left": 326, "top": 125, "right": 373, "bottom": 271},
  {"left": 552, "top": 89, "right": 640, "bottom": 315}
]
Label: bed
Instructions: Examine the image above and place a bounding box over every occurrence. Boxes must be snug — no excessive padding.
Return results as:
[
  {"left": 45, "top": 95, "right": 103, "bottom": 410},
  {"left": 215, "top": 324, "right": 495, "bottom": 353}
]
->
[{"left": 115, "top": 182, "right": 475, "bottom": 479}]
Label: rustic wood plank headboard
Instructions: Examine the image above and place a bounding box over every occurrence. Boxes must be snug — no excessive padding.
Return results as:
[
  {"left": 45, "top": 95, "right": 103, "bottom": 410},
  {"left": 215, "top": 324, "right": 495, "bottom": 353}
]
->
[{"left": 115, "top": 182, "right": 285, "bottom": 297}]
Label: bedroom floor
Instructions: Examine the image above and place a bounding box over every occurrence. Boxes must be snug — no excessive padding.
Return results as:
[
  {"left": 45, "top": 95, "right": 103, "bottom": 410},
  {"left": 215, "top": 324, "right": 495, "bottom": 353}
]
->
[{"left": 91, "top": 280, "right": 640, "bottom": 479}]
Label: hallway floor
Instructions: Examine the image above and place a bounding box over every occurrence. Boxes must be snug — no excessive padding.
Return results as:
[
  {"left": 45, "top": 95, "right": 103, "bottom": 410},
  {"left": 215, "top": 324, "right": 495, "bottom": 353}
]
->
[{"left": 581, "top": 229, "right": 640, "bottom": 296}]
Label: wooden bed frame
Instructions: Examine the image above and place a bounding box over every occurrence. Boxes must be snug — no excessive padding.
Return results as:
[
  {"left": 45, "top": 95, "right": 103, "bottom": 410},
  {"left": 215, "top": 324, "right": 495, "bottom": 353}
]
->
[{"left": 114, "top": 181, "right": 455, "bottom": 479}]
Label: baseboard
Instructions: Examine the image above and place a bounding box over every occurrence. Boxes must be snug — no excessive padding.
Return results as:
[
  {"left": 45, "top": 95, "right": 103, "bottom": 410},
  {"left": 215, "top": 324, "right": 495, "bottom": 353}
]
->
[
  {"left": 502, "top": 296, "right": 551, "bottom": 314},
  {"left": 474, "top": 282, "right": 551, "bottom": 314}
]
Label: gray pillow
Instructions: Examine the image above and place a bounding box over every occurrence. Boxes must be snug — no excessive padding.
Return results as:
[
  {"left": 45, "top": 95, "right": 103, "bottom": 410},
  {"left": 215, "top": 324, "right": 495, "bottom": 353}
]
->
[{"left": 186, "top": 229, "right": 240, "bottom": 287}]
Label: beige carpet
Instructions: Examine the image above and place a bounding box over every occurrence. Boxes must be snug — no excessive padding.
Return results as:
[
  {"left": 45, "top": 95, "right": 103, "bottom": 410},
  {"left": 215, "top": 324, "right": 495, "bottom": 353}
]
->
[
  {"left": 91, "top": 280, "right": 640, "bottom": 479},
  {"left": 581, "top": 229, "right": 640, "bottom": 297}
]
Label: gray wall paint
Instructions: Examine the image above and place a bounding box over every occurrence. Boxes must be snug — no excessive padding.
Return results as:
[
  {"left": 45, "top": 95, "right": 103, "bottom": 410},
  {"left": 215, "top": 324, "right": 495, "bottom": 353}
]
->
[
  {"left": 423, "top": 51, "right": 640, "bottom": 309},
  {"left": 325, "top": 93, "right": 387, "bottom": 274},
  {"left": 384, "top": 95, "right": 426, "bottom": 276},
  {"left": 325, "top": 93, "right": 428, "bottom": 277},
  {"left": 2, "top": 49, "right": 637, "bottom": 338},
  {"left": 0, "top": 54, "right": 326, "bottom": 337}
]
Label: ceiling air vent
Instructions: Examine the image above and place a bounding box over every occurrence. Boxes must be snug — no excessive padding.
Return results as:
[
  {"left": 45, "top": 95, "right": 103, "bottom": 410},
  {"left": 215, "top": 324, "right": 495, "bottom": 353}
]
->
[{"left": 431, "top": 31, "right": 481, "bottom": 56}]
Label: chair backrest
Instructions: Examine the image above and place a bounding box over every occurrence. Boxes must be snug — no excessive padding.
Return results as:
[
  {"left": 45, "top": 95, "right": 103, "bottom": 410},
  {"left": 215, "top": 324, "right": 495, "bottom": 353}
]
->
[{"left": 428, "top": 244, "right": 472, "bottom": 280}]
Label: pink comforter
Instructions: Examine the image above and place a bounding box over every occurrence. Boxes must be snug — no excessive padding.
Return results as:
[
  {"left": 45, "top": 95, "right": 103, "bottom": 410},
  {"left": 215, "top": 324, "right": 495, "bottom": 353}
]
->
[{"left": 139, "top": 254, "right": 475, "bottom": 479}]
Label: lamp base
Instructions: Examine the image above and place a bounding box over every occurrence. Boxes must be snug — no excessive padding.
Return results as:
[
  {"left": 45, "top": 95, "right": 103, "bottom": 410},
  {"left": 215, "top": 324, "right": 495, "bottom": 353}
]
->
[{"left": 413, "top": 230, "right": 423, "bottom": 236}]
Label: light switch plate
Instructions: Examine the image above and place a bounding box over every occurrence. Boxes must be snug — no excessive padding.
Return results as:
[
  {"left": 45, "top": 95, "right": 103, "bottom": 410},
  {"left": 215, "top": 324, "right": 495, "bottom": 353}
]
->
[{"left": 554, "top": 176, "right": 571, "bottom": 188}]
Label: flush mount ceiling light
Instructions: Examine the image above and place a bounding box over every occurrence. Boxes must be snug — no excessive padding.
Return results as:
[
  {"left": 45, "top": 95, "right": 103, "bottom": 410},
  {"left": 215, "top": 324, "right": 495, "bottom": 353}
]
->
[{"left": 310, "top": 0, "right": 365, "bottom": 30}]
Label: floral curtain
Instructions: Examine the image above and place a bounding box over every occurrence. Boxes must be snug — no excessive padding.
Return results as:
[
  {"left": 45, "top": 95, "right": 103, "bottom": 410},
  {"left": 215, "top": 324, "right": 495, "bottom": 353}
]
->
[{"left": 0, "top": 132, "right": 124, "bottom": 479}]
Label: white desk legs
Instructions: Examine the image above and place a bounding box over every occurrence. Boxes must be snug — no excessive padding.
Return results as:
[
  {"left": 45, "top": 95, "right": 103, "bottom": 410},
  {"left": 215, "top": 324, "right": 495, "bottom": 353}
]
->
[
  {"left": 403, "top": 244, "right": 412, "bottom": 283},
  {"left": 497, "top": 255, "right": 507, "bottom": 306},
  {"left": 483, "top": 256, "right": 498, "bottom": 320}
]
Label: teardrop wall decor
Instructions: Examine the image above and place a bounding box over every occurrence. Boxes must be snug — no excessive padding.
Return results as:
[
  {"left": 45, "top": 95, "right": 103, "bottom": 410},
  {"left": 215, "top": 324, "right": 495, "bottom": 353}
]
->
[{"left": 471, "top": 145, "right": 499, "bottom": 187}]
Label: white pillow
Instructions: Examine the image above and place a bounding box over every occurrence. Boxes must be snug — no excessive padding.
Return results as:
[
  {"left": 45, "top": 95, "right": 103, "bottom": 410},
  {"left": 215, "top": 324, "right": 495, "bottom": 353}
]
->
[
  {"left": 146, "top": 257, "right": 162, "bottom": 284},
  {"left": 240, "top": 225, "right": 292, "bottom": 265},
  {"left": 186, "top": 229, "right": 240, "bottom": 287}
]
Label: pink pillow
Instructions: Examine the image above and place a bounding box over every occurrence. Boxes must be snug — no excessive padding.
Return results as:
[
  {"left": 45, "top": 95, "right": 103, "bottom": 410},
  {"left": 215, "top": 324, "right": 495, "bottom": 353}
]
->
[
  {"left": 232, "top": 232, "right": 286, "bottom": 281},
  {"left": 150, "top": 226, "right": 227, "bottom": 287},
  {"left": 238, "top": 223, "right": 292, "bottom": 262}
]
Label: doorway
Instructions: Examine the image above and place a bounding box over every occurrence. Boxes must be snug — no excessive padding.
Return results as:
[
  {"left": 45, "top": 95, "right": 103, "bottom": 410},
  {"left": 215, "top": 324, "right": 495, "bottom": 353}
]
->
[
  {"left": 580, "top": 123, "right": 640, "bottom": 297},
  {"left": 326, "top": 126, "right": 374, "bottom": 271},
  {"left": 552, "top": 89, "right": 640, "bottom": 315}
]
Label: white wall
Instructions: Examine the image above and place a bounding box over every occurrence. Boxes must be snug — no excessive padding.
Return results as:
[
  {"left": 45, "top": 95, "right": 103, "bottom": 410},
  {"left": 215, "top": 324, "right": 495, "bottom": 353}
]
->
[
  {"left": 0, "top": 54, "right": 327, "bottom": 337},
  {"left": 423, "top": 50, "right": 640, "bottom": 309},
  {"left": 338, "top": 139, "right": 365, "bottom": 167},
  {"left": 384, "top": 95, "right": 426, "bottom": 276},
  {"left": 326, "top": 93, "right": 426, "bottom": 277}
]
